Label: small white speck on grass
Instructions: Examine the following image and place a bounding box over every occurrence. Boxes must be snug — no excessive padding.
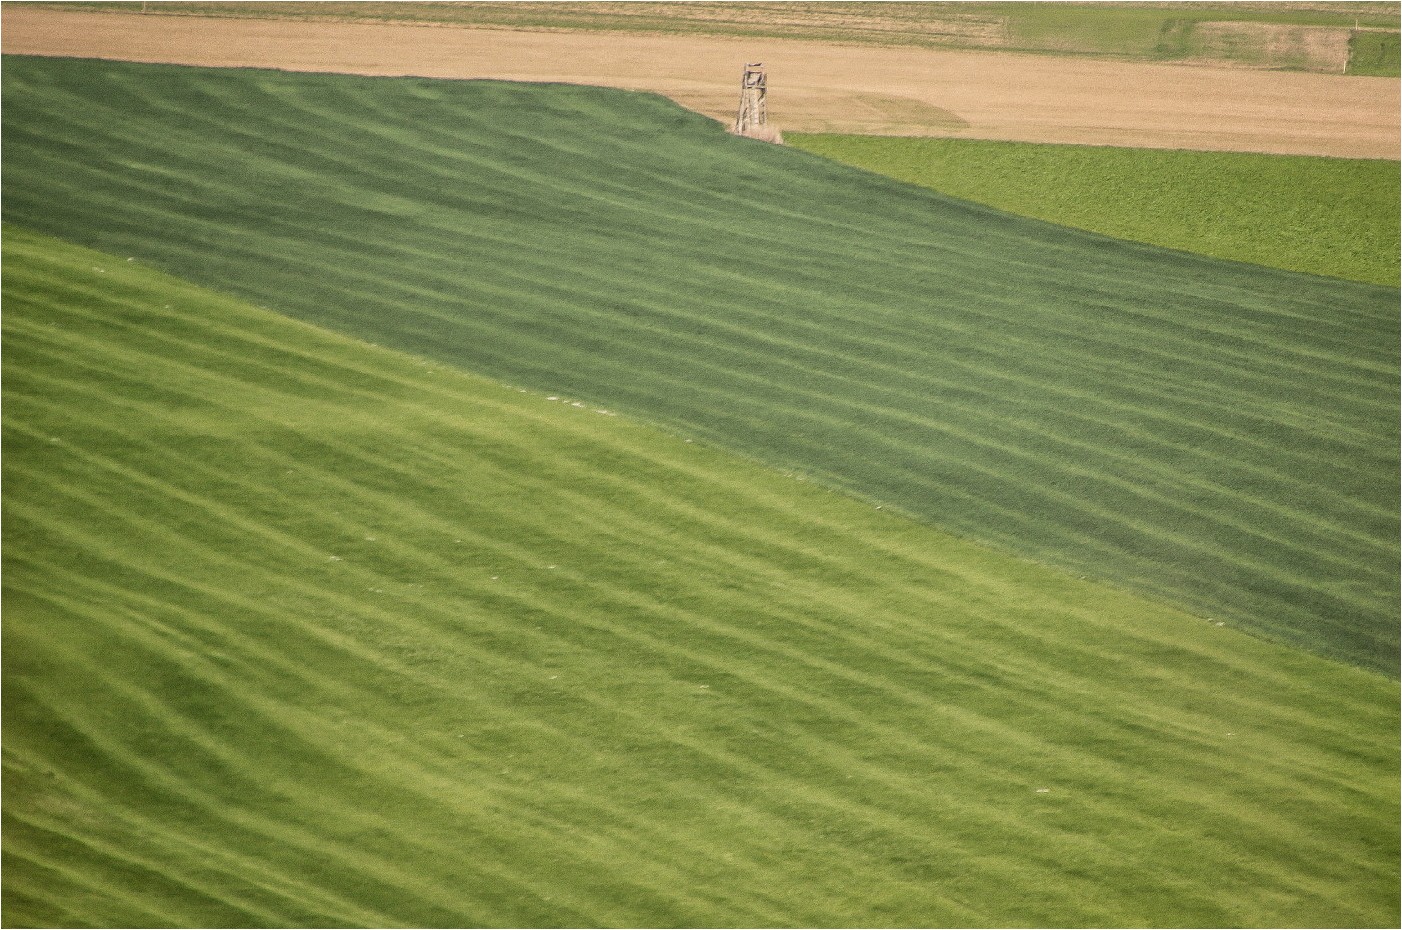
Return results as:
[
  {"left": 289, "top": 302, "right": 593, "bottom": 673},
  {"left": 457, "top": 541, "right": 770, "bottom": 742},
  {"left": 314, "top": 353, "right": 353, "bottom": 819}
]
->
[
  {"left": 1214, "top": 621, "right": 1225, "bottom": 627},
  {"left": 547, "top": 396, "right": 559, "bottom": 401},
  {"left": 491, "top": 576, "right": 499, "bottom": 581},
  {"left": 875, "top": 505, "right": 882, "bottom": 510},
  {"left": 126, "top": 257, "right": 134, "bottom": 262},
  {"left": 1226, "top": 732, "right": 1235, "bottom": 737},
  {"left": 571, "top": 401, "right": 586, "bottom": 408},
  {"left": 547, "top": 565, "right": 557, "bottom": 570},
  {"left": 364, "top": 536, "right": 376, "bottom": 541},
  {"left": 328, "top": 556, "right": 342, "bottom": 561},
  {"left": 1035, "top": 788, "right": 1051, "bottom": 793},
  {"left": 549, "top": 675, "right": 558, "bottom": 680},
  {"left": 684, "top": 439, "right": 693, "bottom": 443}
]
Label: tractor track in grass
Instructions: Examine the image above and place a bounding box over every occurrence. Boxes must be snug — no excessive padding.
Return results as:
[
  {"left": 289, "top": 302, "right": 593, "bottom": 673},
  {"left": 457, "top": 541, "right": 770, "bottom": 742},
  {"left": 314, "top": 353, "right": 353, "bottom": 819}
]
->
[{"left": 3, "top": 6, "right": 1398, "bottom": 158}]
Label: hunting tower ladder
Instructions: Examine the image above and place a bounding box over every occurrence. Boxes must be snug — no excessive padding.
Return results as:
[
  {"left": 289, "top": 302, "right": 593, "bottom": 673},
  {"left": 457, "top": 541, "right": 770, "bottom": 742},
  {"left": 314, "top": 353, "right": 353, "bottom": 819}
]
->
[{"left": 734, "top": 63, "right": 768, "bottom": 135}]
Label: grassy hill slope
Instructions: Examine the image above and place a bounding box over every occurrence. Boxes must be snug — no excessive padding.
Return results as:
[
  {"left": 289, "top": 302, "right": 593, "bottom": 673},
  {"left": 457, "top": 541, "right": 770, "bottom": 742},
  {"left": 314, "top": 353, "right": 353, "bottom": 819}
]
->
[
  {"left": 2, "top": 56, "right": 1397, "bottom": 674},
  {"left": 787, "top": 135, "right": 1401, "bottom": 286},
  {"left": 5, "top": 226, "right": 1398, "bottom": 928}
]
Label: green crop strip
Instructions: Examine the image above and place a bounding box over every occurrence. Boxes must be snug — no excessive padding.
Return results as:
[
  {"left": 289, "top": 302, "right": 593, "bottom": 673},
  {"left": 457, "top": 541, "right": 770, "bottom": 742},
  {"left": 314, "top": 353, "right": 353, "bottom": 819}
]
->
[
  {"left": 4, "top": 226, "right": 1398, "bottom": 927},
  {"left": 787, "top": 134, "right": 1402, "bottom": 287},
  {"left": 2, "top": 57, "right": 1397, "bottom": 676},
  {"left": 1350, "top": 29, "right": 1402, "bottom": 75}
]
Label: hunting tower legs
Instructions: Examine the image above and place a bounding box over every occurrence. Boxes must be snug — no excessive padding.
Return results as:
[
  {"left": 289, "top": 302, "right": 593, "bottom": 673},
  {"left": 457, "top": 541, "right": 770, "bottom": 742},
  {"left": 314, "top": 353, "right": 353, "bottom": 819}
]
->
[{"left": 734, "top": 63, "right": 768, "bottom": 136}]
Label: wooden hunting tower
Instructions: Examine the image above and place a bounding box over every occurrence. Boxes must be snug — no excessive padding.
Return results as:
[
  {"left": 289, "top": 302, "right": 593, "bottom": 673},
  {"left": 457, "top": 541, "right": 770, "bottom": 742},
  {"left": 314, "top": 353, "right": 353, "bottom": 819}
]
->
[{"left": 734, "top": 63, "right": 768, "bottom": 135}]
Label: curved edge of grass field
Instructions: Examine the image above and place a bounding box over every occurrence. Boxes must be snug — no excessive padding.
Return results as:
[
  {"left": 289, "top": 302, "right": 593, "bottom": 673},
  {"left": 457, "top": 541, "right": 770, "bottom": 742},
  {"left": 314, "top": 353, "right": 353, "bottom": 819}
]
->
[
  {"left": 786, "top": 133, "right": 1402, "bottom": 287},
  {"left": 5, "top": 224, "right": 1399, "bottom": 927}
]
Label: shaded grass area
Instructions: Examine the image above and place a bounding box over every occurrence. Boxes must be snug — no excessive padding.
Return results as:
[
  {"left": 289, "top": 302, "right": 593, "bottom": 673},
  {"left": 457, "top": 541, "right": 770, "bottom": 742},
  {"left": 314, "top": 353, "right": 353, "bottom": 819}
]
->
[
  {"left": 31, "top": 1, "right": 1402, "bottom": 73},
  {"left": 5, "top": 225, "right": 1399, "bottom": 928},
  {"left": 786, "top": 134, "right": 1401, "bottom": 286},
  {"left": 3, "top": 56, "right": 1397, "bottom": 675}
]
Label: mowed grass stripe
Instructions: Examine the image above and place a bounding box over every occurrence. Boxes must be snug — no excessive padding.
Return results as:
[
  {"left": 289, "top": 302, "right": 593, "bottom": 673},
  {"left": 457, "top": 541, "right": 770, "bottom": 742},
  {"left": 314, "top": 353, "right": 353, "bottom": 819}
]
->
[
  {"left": 6, "top": 549, "right": 758, "bottom": 926},
  {"left": 8, "top": 309, "right": 1389, "bottom": 739},
  {"left": 4, "top": 227, "right": 1397, "bottom": 927},
  {"left": 27, "top": 324, "right": 1385, "bottom": 681},
  {"left": 13, "top": 401, "right": 1390, "bottom": 807},
  {"left": 163, "top": 223, "right": 1386, "bottom": 478},
  {"left": 5, "top": 746, "right": 400, "bottom": 928},
  {"left": 5, "top": 278, "right": 1392, "bottom": 740},
  {"left": 10, "top": 577, "right": 955, "bottom": 929},
  {"left": 19, "top": 283, "right": 1379, "bottom": 625},
  {"left": 24, "top": 207, "right": 1393, "bottom": 592},
  {"left": 8, "top": 246, "right": 1390, "bottom": 925},
  {"left": 7, "top": 517, "right": 1019, "bottom": 928},
  {"left": 4, "top": 58, "right": 1395, "bottom": 670},
  {"left": 8, "top": 262, "right": 1390, "bottom": 740},
  {"left": 10, "top": 434, "right": 1284, "bottom": 830},
  {"left": 2, "top": 460, "right": 1379, "bottom": 930},
  {"left": 10, "top": 426, "right": 1076, "bottom": 925},
  {"left": 13, "top": 470, "right": 1355, "bottom": 859}
]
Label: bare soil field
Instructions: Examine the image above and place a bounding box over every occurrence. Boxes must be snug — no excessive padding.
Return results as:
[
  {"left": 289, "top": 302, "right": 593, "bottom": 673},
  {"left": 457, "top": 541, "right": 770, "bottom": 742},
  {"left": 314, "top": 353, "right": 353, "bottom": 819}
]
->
[{"left": 3, "top": 7, "right": 1398, "bottom": 157}]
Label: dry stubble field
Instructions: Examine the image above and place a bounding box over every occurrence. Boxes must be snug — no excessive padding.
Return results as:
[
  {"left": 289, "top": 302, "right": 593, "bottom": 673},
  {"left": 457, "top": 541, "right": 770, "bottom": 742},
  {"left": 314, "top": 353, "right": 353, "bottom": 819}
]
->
[{"left": 3, "top": 6, "right": 1398, "bottom": 157}]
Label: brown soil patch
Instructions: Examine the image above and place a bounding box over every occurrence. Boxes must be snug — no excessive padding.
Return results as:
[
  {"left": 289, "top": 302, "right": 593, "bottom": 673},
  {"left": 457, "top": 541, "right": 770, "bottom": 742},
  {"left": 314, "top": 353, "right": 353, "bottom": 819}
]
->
[{"left": 4, "top": 7, "right": 1397, "bottom": 158}]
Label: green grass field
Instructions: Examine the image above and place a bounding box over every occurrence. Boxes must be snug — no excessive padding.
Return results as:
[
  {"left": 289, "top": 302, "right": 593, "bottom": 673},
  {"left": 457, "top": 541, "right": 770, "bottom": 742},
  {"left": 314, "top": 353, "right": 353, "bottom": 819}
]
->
[
  {"left": 786, "top": 135, "right": 1402, "bottom": 286},
  {"left": 3, "top": 56, "right": 1396, "bottom": 676},
  {"left": 38, "top": 1, "right": 1402, "bottom": 73},
  {"left": 1350, "top": 28, "right": 1402, "bottom": 75},
  {"left": 5, "top": 225, "right": 1398, "bottom": 927}
]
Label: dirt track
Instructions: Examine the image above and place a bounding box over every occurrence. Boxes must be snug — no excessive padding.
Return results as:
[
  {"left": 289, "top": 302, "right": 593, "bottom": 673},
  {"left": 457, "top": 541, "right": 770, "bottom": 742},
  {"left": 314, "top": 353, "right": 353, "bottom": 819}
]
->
[{"left": 4, "top": 7, "right": 1398, "bottom": 158}]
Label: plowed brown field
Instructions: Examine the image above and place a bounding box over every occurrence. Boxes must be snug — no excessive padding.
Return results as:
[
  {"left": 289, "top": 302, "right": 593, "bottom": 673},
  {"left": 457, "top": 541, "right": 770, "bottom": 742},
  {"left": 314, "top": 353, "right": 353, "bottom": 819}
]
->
[{"left": 3, "top": 7, "right": 1398, "bottom": 157}]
